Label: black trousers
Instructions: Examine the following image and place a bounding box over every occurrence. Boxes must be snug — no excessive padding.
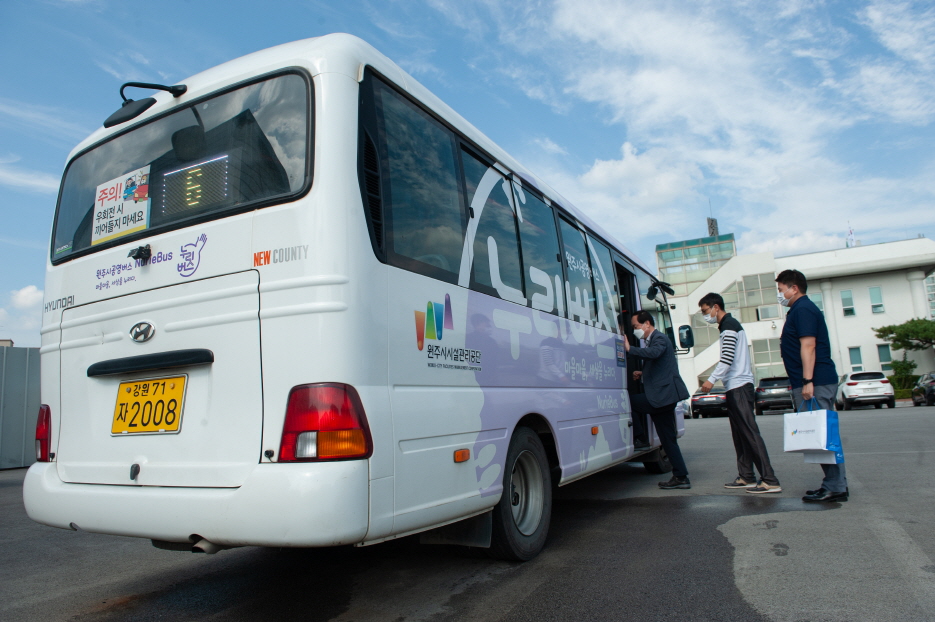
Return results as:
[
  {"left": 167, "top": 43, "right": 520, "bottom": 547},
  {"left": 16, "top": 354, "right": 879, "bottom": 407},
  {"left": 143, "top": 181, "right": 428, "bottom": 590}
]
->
[
  {"left": 630, "top": 393, "right": 688, "bottom": 478},
  {"left": 725, "top": 383, "right": 779, "bottom": 485}
]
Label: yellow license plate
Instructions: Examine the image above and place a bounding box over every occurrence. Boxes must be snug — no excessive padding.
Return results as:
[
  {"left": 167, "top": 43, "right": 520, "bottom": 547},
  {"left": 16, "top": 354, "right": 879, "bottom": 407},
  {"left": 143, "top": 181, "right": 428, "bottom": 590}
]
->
[{"left": 112, "top": 375, "right": 187, "bottom": 435}]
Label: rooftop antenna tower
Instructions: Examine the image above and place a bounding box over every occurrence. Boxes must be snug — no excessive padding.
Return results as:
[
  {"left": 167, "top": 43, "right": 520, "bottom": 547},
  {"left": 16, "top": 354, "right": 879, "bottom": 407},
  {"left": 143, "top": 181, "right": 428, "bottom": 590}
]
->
[{"left": 706, "top": 199, "right": 719, "bottom": 237}]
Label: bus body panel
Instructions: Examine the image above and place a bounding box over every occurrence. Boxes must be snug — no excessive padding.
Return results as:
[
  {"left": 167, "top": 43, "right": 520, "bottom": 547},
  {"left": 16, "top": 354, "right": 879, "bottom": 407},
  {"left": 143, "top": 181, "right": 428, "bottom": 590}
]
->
[
  {"left": 25, "top": 460, "right": 369, "bottom": 547},
  {"left": 388, "top": 265, "right": 635, "bottom": 535},
  {"left": 56, "top": 269, "right": 262, "bottom": 488}
]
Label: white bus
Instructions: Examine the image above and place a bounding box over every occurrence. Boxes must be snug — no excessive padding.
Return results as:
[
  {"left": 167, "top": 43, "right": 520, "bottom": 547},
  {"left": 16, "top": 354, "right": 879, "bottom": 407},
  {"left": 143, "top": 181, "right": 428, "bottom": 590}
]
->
[{"left": 25, "top": 34, "right": 692, "bottom": 561}]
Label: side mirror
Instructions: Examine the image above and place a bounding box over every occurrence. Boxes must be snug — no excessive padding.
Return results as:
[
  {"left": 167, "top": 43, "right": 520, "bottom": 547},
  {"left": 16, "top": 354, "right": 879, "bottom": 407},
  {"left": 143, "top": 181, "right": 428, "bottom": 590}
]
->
[
  {"left": 104, "top": 98, "right": 156, "bottom": 128},
  {"left": 678, "top": 325, "right": 694, "bottom": 349}
]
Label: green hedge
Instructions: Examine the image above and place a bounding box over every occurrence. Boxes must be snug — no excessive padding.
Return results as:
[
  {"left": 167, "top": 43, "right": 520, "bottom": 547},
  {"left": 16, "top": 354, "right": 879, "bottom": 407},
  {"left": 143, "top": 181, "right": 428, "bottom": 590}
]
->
[
  {"left": 895, "top": 389, "right": 913, "bottom": 400},
  {"left": 890, "top": 374, "right": 920, "bottom": 391}
]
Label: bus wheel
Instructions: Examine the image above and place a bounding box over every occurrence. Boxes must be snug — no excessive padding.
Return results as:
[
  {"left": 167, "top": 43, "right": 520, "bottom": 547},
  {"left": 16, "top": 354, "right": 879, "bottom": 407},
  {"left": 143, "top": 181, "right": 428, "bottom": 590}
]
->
[
  {"left": 642, "top": 447, "right": 673, "bottom": 474},
  {"left": 489, "top": 427, "right": 552, "bottom": 561}
]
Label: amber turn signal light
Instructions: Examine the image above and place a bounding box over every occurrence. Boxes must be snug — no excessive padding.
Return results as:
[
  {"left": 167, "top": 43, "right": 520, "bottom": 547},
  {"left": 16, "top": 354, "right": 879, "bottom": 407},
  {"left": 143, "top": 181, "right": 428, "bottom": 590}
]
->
[{"left": 454, "top": 449, "right": 470, "bottom": 463}]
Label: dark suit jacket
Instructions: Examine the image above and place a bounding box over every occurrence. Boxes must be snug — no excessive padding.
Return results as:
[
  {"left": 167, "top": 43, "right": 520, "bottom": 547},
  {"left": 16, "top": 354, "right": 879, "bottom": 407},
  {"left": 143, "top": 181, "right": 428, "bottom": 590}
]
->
[{"left": 628, "top": 328, "right": 690, "bottom": 408}]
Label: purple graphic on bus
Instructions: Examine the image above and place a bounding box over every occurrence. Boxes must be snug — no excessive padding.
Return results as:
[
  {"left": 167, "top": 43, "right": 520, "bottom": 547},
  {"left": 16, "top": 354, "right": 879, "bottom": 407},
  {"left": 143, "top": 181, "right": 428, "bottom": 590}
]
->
[{"left": 464, "top": 291, "right": 631, "bottom": 497}]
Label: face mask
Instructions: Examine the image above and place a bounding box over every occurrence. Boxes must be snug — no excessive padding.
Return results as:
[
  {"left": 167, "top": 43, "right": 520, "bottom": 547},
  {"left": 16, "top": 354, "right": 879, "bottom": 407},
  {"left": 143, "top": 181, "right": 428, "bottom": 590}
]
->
[
  {"left": 777, "top": 290, "right": 791, "bottom": 307},
  {"left": 702, "top": 314, "right": 717, "bottom": 324},
  {"left": 633, "top": 328, "right": 645, "bottom": 340}
]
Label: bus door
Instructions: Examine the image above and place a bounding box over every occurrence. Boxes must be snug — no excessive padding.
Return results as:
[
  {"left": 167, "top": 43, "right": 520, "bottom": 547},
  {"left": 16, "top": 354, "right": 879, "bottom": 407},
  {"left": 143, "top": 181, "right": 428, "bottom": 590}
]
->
[
  {"left": 634, "top": 269, "right": 685, "bottom": 440},
  {"left": 614, "top": 258, "right": 647, "bottom": 444}
]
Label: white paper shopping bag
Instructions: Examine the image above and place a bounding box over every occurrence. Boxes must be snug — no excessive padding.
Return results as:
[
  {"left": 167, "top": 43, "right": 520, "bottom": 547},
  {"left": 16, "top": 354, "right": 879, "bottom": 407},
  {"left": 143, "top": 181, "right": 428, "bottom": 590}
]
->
[
  {"left": 783, "top": 398, "right": 843, "bottom": 454},
  {"left": 784, "top": 410, "right": 828, "bottom": 452}
]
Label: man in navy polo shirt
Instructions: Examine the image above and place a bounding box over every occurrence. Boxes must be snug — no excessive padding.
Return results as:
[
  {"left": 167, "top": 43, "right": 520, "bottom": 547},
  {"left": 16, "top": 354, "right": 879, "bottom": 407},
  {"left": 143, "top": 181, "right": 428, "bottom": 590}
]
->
[{"left": 776, "top": 269, "right": 848, "bottom": 502}]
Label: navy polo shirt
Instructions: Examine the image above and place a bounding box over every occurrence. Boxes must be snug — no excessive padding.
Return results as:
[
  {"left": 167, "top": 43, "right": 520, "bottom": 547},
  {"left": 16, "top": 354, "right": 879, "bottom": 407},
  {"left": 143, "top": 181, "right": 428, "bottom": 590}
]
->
[{"left": 780, "top": 295, "right": 838, "bottom": 389}]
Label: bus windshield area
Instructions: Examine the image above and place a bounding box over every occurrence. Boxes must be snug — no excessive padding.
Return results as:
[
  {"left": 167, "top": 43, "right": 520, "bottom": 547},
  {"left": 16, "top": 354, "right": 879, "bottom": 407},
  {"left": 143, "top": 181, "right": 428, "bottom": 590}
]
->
[{"left": 52, "top": 72, "right": 309, "bottom": 262}]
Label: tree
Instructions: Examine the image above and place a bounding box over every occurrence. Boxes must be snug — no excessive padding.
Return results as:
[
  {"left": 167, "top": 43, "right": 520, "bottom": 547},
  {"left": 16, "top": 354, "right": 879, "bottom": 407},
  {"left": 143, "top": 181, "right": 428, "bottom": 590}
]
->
[
  {"left": 873, "top": 318, "right": 935, "bottom": 351},
  {"left": 889, "top": 353, "right": 918, "bottom": 390}
]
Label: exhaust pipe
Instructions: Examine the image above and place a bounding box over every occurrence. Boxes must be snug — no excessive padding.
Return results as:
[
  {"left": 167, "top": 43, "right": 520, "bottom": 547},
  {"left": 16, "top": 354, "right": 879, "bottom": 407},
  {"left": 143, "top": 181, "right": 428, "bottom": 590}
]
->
[
  {"left": 151, "top": 537, "right": 231, "bottom": 554},
  {"left": 192, "top": 538, "right": 227, "bottom": 554}
]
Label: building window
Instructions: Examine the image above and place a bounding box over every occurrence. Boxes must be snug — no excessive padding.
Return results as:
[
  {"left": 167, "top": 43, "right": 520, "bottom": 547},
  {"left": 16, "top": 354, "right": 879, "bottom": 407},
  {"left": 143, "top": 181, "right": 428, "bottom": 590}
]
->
[
  {"left": 841, "top": 290, "right": 855, "bottom": 316},
  {"left": 927, "top": 275, "right": 935, "bottom": 320},
  {"left": 868, "top": 286, "right": 885, "bottom": 314},
  {"left": 757, "top": 305, "right": 780, "bottom": 320},
  {"left": 655, "top": 234, "right": 736, "bottom": 297},
  {"left": 690, "top": 312, "right": 719, "bottom": 350},
  {"left": 752, "top": 338, "right": 785, "bottom": 381},
  {"left": 877, "top": 344, "right": 893, "bottom": 372},
  {"left": 807, "top": 292, "right": 823, "bottom": 313},
  {"left": 849, "top": 346, "right": 862, "bottom": 372},
  {"left": 724, "top": 273, "right": 777, "bottom": 324}
]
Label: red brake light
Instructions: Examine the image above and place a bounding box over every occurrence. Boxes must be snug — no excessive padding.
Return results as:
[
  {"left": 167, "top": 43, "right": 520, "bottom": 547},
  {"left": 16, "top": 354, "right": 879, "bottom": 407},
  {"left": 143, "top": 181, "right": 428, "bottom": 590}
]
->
[
  {"left": 35, "top": 404, "right": 52, "bottom": 462},
  {"left": 881, "top": 379, "right": 889, "bottom": 384},
  {"left": 278, "top": 384, "right": 372, "bottom": 462},
  {"left": 846, "top": 382, "right": 858, "bottom": 386}
]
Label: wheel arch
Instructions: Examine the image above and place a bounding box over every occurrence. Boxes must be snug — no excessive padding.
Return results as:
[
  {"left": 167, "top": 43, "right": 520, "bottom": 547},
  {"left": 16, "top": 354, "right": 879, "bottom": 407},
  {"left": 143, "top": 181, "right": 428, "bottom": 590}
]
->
[{"left": 515, "top": 413, "right": 560, "bottom": 486}]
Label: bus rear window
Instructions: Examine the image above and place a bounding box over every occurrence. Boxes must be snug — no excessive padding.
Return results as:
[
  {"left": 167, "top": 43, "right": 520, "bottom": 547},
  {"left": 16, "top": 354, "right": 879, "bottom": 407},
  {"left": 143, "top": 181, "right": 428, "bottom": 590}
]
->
[{"left": 52, "top": 72, "right": 310, "bottom": 262}]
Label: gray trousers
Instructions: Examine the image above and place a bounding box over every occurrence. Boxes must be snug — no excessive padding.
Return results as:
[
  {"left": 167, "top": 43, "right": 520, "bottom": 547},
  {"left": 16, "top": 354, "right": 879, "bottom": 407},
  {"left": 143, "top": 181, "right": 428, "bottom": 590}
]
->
[
  {"left": 792, "top": 384, "right": 848, "bottom": 493},
  {"left": 726, "top": 383, "right": 779, "bottom": 485}
]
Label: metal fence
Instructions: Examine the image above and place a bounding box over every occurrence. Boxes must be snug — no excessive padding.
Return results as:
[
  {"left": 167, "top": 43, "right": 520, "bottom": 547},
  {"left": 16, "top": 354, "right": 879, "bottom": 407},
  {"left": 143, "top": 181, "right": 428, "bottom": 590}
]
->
[{"left": 0, "top": 347, "right": 41, "bottom": 469}]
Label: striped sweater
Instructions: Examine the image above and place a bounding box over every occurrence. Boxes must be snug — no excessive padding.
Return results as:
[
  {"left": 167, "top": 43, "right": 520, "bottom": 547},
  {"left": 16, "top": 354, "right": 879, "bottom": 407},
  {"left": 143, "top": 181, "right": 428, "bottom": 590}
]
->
[{"left": 707, "top": 313, "right": 754, "bottom": 390}]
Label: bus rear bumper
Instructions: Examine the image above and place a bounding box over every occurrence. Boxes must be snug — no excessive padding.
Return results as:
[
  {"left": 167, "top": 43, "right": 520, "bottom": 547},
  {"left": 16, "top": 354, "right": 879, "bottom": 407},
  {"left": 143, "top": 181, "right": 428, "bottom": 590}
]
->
[{"left": 23, "top": 461, "right": 370, "bottom": 548}]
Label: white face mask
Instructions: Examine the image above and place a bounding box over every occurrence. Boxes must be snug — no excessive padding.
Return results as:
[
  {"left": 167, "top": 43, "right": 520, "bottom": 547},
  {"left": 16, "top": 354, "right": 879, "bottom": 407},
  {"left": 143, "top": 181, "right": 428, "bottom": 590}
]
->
[
  {"left": 633, "top": 328, "right": 645, "bottom": 340},
  {"left": 702, "top": 313, "right": 717, "bottom": 324},
  {"left": 777, "top": 290, "right": 791, "bottom": 307}
]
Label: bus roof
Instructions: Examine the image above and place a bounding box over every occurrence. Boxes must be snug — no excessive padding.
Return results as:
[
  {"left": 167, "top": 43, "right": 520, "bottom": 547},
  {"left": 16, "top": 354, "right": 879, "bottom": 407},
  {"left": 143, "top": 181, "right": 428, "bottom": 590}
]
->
[{"left": 66, "top": 33, "right": 651, "bottom": 275}]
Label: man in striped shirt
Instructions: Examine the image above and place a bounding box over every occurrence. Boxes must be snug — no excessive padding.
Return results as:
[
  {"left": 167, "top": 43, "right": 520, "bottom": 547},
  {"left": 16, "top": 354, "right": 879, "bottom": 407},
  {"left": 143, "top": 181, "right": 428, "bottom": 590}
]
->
[{"left": 698, "top": 293, "right": 781, "bottom": 494}]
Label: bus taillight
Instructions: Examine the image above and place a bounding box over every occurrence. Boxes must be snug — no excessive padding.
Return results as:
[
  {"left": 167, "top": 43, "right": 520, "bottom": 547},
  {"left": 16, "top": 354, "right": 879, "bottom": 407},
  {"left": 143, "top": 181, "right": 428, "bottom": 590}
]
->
[
  {"left": 35, "top": 404, "right": 52, "bottom": 462},
  {"left": 278, "top": 384, "right": 373, "bottom": 461}
]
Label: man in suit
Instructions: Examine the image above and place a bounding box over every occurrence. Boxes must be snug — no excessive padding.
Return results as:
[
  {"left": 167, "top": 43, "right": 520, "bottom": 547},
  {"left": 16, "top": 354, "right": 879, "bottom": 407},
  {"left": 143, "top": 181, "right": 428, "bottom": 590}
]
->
[
  {"left": 624, "top": 310, "right": 692, "bottom": 489},
  {"left": 618, "top": 311, "right": 649, "bottom": 449}
]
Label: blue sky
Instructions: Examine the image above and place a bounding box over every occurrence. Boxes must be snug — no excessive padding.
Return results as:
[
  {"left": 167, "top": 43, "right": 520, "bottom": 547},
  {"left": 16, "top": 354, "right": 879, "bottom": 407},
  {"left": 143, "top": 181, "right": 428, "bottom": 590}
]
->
[{"left": 2, "top": 0, "right": 935, "bottom": 346}]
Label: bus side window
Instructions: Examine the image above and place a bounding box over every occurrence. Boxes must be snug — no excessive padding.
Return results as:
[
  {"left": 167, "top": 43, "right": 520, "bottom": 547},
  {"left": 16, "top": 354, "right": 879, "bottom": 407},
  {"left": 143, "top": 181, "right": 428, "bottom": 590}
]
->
[
  {"left": 558, "top": 218, "right": 597, "bottom": 324},
  {"left": 586, "top": 235, "right": 619, "bottom": 333},
  {"left": 372, "top": 78, "right": 464, "bottom": 284},
  {"left": 461, "top": 148, "right": 524, "bottom": 303},
  {"left": 516, "top": 189, "right": 563, "bottom": 315}
]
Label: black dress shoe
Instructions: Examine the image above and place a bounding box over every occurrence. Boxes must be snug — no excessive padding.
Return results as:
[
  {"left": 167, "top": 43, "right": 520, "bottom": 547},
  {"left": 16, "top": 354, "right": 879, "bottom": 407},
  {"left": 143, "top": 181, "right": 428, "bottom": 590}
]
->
[
  {"left": 803, "top": 489, "right": 848, "bottom": 502},
  {"left": 805, "top": 488, "right": 826, "bottom": 496},
  {"left": 659, "top": 476, "right": 691, "bottom": 489}
]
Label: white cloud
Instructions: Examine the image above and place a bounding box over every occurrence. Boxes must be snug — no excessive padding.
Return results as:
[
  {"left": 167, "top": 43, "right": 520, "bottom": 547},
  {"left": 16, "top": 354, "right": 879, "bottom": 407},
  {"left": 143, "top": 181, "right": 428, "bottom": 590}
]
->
[
  {"left": 397, "top": 56, "right": 444, "bottom": 80},
  {"left": 862, "top": 1, "right": 935, "bottom": 70},
  {"left": 0, "top": 161, "right": 60, "bottom": 193},
  {"left": 0, "top": 304, "right": 41, "bottom": 346},
  {"left": 11, "top": 285, "right": 44, "bottom": 310},
  {"left": 531, "top": 137, "right": 567, "bottom": 156},
  {"left": 94, "top": 48, "right": 160, "bottom": 83},
  {"left": 431, "top": 0, "right": 935, "bottom": 258},
  {"left": 738, "top": 230, "right": 846, "bottom": 258},
  {"left": 0, "top": 236, "right": 46, "bottom": 251},
  {"left": 0, "top": 98, "right": 92, "bottom": 141}
]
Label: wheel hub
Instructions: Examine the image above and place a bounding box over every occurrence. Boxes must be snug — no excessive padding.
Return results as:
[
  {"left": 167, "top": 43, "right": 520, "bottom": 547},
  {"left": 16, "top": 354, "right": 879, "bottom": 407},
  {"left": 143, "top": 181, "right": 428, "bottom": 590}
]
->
[{"left": 510, "top": 450, "right": 544, "bottom": 536}]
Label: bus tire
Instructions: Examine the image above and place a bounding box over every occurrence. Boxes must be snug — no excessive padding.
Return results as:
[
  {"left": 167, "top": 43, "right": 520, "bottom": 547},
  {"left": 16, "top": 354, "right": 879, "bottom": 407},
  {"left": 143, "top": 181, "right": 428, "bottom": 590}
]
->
[
  {"left": 488, "top": 427, "right": 552, "bottom": 562},
  {"left": 642, "top": 447, "right": 673, "bottom": 474}
]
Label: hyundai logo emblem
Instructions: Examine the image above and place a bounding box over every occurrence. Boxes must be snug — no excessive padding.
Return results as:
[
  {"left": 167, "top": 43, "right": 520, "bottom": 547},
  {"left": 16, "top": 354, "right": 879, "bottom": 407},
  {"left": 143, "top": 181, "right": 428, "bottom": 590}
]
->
[{"left": 130, "top": 321, "right": 156, "bottom": 343}]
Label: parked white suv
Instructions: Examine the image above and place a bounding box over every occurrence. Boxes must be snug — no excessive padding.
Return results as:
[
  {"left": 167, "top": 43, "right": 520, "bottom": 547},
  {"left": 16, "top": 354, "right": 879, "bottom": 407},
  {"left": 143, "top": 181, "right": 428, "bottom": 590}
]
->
[{"left": 835, "top": 371, "right": 895, "bottom": 410}]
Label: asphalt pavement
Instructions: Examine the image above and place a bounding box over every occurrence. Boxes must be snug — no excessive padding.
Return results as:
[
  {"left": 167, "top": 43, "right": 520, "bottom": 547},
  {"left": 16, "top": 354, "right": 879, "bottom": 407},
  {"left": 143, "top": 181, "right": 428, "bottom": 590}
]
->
[{"left": 2, "top": 405, "right": 934, "bottom": 621}]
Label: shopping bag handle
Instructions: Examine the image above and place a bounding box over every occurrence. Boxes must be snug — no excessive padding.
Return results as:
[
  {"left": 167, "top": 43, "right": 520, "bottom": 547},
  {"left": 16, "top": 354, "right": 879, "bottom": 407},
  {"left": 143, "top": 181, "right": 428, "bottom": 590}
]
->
[{"left": 796, "top": 397, "right": 821, "bottom": 412}]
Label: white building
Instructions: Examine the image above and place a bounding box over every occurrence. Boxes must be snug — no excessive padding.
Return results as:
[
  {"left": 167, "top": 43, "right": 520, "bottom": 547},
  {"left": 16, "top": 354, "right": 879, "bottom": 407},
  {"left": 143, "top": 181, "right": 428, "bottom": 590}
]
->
[{"left": 660, "top": 238, "right": 935, "bottom": 391}]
